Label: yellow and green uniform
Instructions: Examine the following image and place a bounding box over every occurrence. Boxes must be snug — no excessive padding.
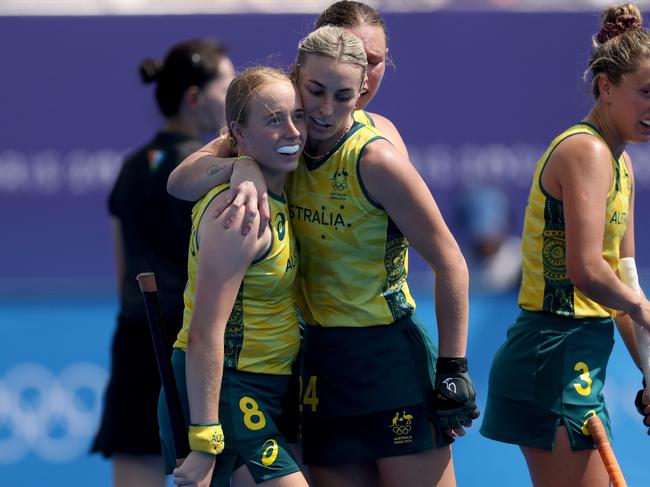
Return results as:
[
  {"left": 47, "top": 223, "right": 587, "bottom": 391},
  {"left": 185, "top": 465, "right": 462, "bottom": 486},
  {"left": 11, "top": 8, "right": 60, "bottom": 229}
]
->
[
  {"left": 518, "top": 123, "right": 631, "bottom": 318},
  {"left": 174, "top": 184, "right": 300, "bottom": 375},
  {"left": 288, "top": 122, "right": 443, "bottom": 466},
  {"left": 352, "top": 109, "right": 375, "bottom": 127},
  {"left": 160, "top": 184, "right": 302, "bottom": 485},
  {"left": 288, "top": 121, "right": 415, "bottom": 327},
  {"left": 481, "top": 123, "right": 629, "bottom": 451}
]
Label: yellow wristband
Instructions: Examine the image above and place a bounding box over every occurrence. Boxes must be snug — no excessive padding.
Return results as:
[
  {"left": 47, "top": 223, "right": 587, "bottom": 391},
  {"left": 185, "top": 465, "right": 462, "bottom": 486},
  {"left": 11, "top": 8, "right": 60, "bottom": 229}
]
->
[{"left": 188, "top": 423, "right": 225, "bottom": 455}]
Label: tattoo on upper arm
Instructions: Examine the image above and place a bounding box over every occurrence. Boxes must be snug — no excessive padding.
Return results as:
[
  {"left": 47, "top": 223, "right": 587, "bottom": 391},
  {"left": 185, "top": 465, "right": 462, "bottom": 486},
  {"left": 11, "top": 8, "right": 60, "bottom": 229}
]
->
[{"left": 207, "top": 165, "right": 223, "bottom": 176}]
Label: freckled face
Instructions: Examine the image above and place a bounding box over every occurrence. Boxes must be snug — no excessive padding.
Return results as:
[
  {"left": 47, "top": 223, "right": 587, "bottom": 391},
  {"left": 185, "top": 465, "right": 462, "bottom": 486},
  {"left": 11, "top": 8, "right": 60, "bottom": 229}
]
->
[{"left": 234, "top": 80, "right": 307, "bottom": 176}]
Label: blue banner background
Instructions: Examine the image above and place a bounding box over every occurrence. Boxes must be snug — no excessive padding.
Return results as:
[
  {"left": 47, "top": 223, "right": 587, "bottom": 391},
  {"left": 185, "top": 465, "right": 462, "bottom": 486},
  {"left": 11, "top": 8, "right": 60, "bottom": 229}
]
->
[{"left": 2, "top": 12, "right": 649, "bottom": 291}]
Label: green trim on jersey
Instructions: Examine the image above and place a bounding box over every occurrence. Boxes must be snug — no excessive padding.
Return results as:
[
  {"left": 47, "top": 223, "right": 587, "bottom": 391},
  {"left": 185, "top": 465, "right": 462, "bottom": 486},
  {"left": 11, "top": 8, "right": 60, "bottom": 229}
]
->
[
  {"left": 541, "top": 197, "right": 574, "bottom": 316},
  {"left": 288, "top": 123, "right": 415, "bottom": 327},
  {"left": 224, "top": 285, "right": 244, "bottom": 369},
  {"left": 304, "top": 122, "right": 365, "bottom": 170},
  {"left": 353, "top": 109, "right": 376, "bottom": 127},
  {"left": 384, "top": 217, "right": 412, "bottom": 321},
  {"left": 175, "top": 183, "right": 300, "bottom": 375},
  {"left": 518, "top": 123, "right": 631, "bottom": 318},
  {"left": 355, "top": 135, "right": 385, "bottom": 209}
]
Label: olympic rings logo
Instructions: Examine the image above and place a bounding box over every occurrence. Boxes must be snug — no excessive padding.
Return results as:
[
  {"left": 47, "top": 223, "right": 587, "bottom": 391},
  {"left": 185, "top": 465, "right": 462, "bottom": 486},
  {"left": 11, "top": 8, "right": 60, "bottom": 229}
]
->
[
  {"left": 332, "top": 181, "right": 346, "bottom": 191},
  {"left": 392, "top": 424, "right": 412, "bottom": 436},
  {"left": 0, "top": 362, "right": 107, "bottom": 464}
]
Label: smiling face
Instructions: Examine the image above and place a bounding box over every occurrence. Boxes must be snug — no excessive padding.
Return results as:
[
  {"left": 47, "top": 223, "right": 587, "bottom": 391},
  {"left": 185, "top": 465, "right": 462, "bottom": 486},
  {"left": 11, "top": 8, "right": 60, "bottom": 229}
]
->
[
  {"left": 232, "top": 79, "right": 307, "bottom": 179},
  {"left": 603, "top": 56, "right": 650, "bottom": 143},
  {"left": 296, "top": 54, "right": 364, "bottom": 147},
  {"left": 347, "top": 24, "right": 387, "bottom": 110}
]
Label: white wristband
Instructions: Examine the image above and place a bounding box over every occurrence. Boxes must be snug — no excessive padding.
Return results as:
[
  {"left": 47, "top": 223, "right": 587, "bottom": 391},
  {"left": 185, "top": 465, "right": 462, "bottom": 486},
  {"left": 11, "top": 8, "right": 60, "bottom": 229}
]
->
[
  {"left": 619, "top": 256, "right": 641, "bottom": 293},
  {"left": 619, "top": 257, "right": 650, "bottom": 382}
]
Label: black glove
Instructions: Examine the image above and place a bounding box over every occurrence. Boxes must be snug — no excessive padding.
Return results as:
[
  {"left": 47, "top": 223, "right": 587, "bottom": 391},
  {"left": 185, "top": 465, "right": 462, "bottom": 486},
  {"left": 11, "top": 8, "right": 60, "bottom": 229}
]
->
[
  {"left": 433, "top": 357, "right": 480, "bottom": 432},
  {"left": 634, "top": 378, "right": 650, "bottom": 435}
]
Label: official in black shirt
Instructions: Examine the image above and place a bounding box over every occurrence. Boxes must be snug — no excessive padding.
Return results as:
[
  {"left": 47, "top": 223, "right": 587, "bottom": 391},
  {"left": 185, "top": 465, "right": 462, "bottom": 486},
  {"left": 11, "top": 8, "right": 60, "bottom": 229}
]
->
[{"left": 91, "top": 39, "right": 234, "bottom": 487}]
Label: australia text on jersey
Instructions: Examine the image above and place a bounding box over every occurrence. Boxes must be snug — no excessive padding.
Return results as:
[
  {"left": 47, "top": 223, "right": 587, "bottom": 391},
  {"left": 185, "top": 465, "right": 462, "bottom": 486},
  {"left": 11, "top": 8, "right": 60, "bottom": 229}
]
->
[{"left": 289, "top": 204, "right": 351, "bottom": 229}]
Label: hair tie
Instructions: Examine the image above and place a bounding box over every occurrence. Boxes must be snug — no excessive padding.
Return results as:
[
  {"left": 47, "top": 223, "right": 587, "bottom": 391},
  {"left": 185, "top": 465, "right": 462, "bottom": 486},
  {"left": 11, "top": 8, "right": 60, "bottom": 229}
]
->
[{"left": 597, "top": 14, "right": 642, "bottom": 44}]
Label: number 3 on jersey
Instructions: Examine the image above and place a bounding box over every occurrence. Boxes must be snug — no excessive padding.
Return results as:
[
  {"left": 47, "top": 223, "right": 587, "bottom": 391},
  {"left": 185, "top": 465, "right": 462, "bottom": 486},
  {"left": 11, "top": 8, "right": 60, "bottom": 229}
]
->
[{"left": 299, "top": 375, "right": 319, "bottom": 412}]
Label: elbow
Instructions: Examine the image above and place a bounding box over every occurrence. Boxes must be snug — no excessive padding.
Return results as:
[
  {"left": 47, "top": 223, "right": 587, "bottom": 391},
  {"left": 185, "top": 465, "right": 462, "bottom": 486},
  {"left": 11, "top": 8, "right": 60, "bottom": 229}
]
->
[
  {"left": 186, "top": 322, "right": 211, "bottom": 349},
  {"left": 566, "top": 261, "right": 596, "bottom": 291},
  {"left": 186, "top": 327, "right": 201, "bottom": 349},
  {"left": 166, "top": 170, "right": 186, "bottom": 200},
  {"left": 452, "top": 251, "right": 469, "bottom": 280},
  {"left": 432, "top": 247, "right": 469, "bottom": 283}
]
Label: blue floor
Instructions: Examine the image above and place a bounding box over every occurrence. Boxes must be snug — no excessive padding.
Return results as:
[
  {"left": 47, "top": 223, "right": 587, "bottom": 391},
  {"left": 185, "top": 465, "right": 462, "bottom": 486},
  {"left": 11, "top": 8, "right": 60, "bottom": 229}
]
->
[{"left": 0, "top": 291, "right": 647, "bottom": 486}]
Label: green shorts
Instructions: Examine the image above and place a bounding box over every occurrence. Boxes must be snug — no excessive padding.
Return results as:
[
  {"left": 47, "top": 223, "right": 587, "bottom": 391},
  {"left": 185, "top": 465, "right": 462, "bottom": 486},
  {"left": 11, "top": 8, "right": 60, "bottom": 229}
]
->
[
  {"left": 480, "top": 310, "right": 615, "bottom": 451},
  {"left": 300, "top": 313, "right": 450, "bottom": 466},
  {"left": 158, "top": 349, "right": 302, "bottom": 485}
]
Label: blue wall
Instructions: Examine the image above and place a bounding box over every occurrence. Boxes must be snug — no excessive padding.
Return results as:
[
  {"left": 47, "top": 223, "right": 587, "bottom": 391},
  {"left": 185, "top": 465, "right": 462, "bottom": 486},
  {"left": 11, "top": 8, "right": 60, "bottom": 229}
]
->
[{"left": 1, "top": 12, "right": 650, "bottom": 292}]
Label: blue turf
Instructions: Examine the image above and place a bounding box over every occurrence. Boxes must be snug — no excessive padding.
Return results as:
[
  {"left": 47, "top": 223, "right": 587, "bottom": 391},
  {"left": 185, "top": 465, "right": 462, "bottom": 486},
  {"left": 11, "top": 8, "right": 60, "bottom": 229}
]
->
[{"left": 0, "top": 292, "right": 646, "bottom": 486}]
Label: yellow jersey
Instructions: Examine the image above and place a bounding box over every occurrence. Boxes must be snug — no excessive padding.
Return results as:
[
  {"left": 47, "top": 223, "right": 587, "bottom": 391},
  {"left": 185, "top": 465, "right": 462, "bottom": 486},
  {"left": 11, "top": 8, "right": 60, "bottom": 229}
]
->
[
  {"left": 352, "top": 109, "right": 375, "bottom": 127},
  {"left": 288, "top": 122, "right": 415, "bottom": 327},
  {"left": 518, "top": 123, "right": 631, "bottom": 318},
  {"left": 175, "top": 184, "right": 300, "bottom": 375}
]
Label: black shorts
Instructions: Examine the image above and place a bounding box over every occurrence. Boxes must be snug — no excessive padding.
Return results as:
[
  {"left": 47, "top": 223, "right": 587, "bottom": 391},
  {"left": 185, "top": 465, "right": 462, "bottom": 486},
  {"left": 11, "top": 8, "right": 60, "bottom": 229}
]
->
[
  {"left": 91, "top": 322, "right": 164, "bottom": 457},
  {"left": 300, "top": 314, "right": 450, "bottom": 465}
]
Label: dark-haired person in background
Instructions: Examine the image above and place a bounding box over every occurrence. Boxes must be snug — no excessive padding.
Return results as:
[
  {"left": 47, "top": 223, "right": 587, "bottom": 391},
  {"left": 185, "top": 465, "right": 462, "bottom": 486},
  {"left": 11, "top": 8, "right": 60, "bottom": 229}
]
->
[
  {"left": 480, "top": 4, "right": 650, "bottom": 486},
  {"left": 91, "top": 39, "right": 234, "bottom": 487}
]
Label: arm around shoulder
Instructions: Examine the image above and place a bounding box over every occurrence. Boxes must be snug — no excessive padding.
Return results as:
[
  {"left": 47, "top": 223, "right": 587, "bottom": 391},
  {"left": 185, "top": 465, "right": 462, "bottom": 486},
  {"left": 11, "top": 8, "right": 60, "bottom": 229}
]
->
[{"left": 167, "top": 136, "right": 236, "bottom": 201}]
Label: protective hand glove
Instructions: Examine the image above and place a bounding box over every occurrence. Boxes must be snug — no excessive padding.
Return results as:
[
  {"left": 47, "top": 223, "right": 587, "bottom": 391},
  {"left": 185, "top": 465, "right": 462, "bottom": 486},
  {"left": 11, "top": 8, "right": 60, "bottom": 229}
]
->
[{"left": 433, "top": 357, "right": 480, "bottom": 433}]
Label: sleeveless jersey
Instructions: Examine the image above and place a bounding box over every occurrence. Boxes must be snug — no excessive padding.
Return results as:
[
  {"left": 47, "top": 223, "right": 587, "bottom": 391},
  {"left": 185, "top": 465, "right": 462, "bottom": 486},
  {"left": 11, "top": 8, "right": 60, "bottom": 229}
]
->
[
  {"left": 174, "top": 184, "right": 300, "bottom": 375},
  {"left": 518, "top": 123, "right": 631, "bottom": 318},
  {"left": 288, "top": 122, "right": 415, "bottom": 327},
  {"left": 353, "top": 109, "right": 375, "bottom": 127}
]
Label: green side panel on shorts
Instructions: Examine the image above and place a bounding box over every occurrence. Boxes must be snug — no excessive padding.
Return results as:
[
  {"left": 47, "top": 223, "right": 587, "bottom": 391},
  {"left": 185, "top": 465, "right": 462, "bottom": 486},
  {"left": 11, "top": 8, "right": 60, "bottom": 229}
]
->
[
  {"left": 480, "top": 310, "right": 615, "bottom": 450},
  {"left": 383, "top": 217, "right": 414, "bottom": 321},
  {"left": 224, "top": 284, "right": 244, "bottom": 369},
  {"left": 542, "top": 197, "right": 574, "bottom": 316},
  {"left": 160, "top": 350, "right": 301, "bottom": 484}
]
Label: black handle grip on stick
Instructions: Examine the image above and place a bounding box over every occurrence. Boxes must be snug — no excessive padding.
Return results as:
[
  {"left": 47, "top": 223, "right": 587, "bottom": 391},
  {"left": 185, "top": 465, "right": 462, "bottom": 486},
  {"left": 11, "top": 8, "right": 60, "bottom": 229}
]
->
[{"left": 137, "top": 272, "right": 190, "bottom": 460}]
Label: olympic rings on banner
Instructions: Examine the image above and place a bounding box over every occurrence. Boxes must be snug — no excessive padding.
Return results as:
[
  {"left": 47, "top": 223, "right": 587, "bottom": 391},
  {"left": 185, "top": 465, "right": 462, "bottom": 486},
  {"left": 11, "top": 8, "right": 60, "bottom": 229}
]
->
[{"left": 0, "top": 363, "right": 107, "bottom": 464}]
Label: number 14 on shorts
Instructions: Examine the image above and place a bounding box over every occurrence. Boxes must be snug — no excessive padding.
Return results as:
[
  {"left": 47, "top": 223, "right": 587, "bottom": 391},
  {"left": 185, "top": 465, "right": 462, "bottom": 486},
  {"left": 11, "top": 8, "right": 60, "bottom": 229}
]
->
[{"left": 299, "top": 376, "right": 319, "bottom": 412}]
